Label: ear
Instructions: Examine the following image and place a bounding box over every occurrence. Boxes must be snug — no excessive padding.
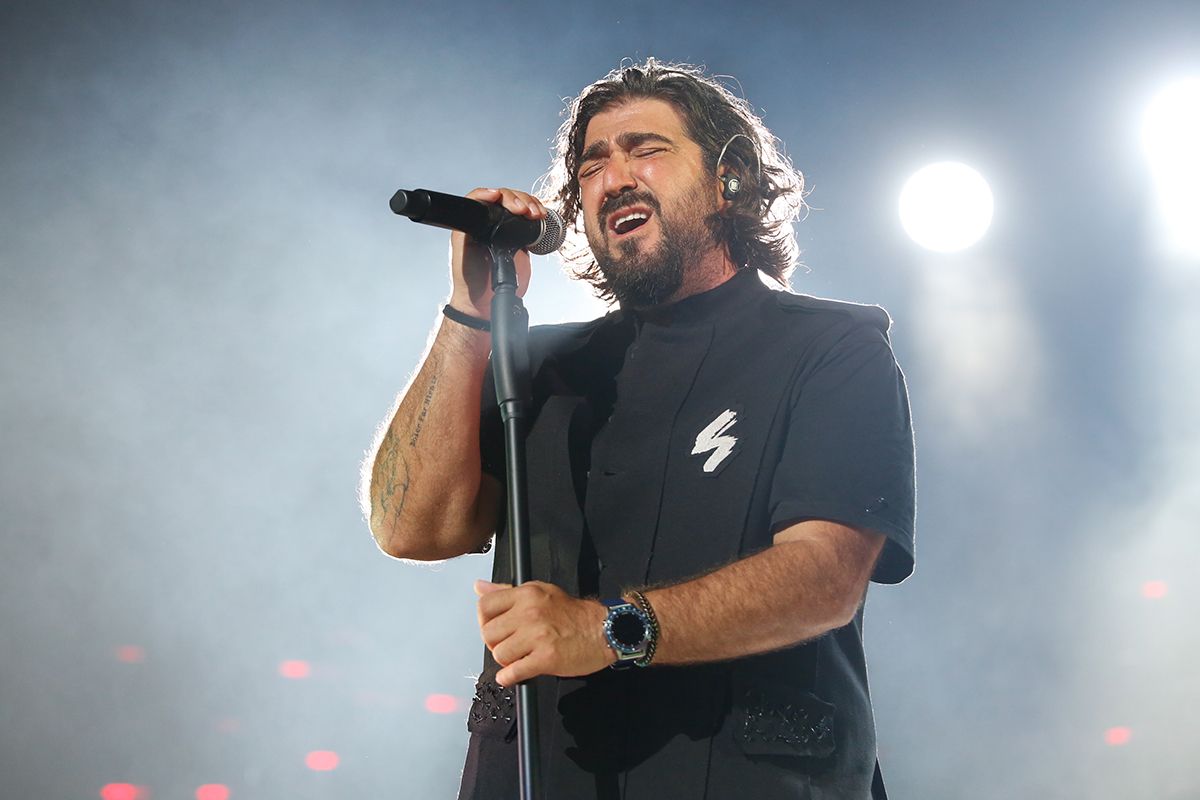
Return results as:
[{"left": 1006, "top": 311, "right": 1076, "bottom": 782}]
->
[{"left": 716, "top": 166, "right": 734, "bottom": 213}]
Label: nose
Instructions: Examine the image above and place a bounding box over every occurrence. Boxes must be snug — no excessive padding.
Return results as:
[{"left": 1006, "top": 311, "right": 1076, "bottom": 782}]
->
[{"left": 602, "top": 153, "right": 637, "bottom": 197}]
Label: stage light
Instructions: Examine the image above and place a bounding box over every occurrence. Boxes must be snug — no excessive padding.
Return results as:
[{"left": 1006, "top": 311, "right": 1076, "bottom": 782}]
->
[
  {"left": 1141, "top": 580, "right": 1168, "bottom": 599},
  {"left": 1105, "top": 726, "right": 1132, "bottom": 746},
  {"left": 195, "top": 785, "right": 229, "bottom": 800},
  {"left": 114, "top": 645, "right": 146, "bottom": 664},
  {"left": 1142, "top": 77, "right": 1200, "bottom": 259},
  {"left": 100, "top": 784, "right": 146, "bottom": 800},
  {"left": 305, "top": 750, "right": 339, "bottom": 771},
  {"left": 899, "top": 162, "right": 994, "bottom": 252},
  {"left": 424, "top": 693, "right": 460, "bottom": 714},
  {"left": 278, "top": 659, "right": 311, "bottom": 679}
]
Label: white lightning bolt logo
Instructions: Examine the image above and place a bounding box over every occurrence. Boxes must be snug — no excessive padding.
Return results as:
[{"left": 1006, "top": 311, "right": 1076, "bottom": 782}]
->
[{"left": 692, "top": 409, "right": 739, "bottom": 473}]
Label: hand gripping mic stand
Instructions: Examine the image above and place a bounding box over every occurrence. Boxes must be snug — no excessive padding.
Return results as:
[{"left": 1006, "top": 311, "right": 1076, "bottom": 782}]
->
[{"left": 488, "top": 244, "right": 542, "bottom": 800}]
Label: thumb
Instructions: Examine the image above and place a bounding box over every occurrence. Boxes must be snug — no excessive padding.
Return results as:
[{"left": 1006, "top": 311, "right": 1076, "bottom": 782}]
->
[{"left": 474, "top": 579, "right": 511, "bottom": 596}]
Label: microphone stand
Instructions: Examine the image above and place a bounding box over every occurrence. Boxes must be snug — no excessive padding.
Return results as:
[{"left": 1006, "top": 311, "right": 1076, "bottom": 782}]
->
[{"left": 488, "top": 245, "right": 541, "bottom": 800}]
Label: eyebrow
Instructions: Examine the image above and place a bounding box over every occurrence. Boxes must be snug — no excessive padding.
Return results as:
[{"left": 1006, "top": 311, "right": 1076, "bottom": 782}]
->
[{"left": 579, "top": 131, "right": 676, "bottom": 167}]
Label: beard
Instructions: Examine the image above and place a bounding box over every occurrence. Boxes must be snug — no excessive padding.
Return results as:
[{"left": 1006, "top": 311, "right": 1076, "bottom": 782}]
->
[{"left": 587, "top": 183, "right": 719, "bottom": 309}]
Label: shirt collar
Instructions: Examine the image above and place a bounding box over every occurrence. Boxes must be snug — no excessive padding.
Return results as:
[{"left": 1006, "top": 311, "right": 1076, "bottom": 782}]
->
[{"left": 626, "top": 268, "right": 767, "bottom": 328}]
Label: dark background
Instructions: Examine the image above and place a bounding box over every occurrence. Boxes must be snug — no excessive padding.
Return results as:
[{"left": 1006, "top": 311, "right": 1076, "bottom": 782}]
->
[{"left": 2, "top": 1, "right": 1198, "bottom": 797}]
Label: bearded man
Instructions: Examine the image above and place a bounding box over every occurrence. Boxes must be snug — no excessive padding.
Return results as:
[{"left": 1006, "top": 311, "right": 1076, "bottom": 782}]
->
[{"left": 364, "top": 60, "right": 916, "bottom": 799}]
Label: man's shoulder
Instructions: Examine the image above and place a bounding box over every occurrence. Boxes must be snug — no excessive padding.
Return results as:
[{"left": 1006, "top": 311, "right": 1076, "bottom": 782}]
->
[
  {"left": 528, "top": 313, "right": 612, "bottom": 339},
  {"left": 767, "top": 289, "right": 893, "bottom": 335},
  {"left": 525, "top": 312, "right": 618, "bottom": 359}
]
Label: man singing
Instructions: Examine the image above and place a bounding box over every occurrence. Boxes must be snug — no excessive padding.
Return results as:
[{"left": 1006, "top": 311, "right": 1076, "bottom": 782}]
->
[{"left": 364, "top": 59, "right": 916, "bottom": 799}]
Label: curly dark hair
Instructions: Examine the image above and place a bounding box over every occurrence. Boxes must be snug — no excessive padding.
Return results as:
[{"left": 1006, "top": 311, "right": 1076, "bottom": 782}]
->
[{"left": 538, "top": 58, "right": 807, "bottom": 300}]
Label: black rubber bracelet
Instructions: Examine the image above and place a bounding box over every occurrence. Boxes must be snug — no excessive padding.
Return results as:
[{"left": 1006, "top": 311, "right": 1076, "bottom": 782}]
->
[{"left": 442, "top": 304, "right": 491, "bottom": 332}]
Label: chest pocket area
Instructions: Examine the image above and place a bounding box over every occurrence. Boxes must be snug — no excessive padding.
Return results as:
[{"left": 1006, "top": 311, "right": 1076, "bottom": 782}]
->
[{"left": 646, "top": 396, "right": 783, "bottom": 585}]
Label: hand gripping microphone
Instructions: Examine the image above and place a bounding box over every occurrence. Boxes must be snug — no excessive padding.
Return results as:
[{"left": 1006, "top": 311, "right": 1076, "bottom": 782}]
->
[{"left": 390, "top": 188, "right": 566, "bottom": 255}]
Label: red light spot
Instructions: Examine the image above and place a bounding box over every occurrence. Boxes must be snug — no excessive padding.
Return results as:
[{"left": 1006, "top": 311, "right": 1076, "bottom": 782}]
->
[
  {"left": 100, "top": 784, "right": 147, "bottom": 800},
  {"left": 114, "top": 646, "right": 146, "bottom": 664},
  {"left": 424, "top": 693, "right": 460, "bottom": 714},
  {"left": 195, "top": 785, "right": 229, "bottom": 800},
  {"left": 1105, "top": 726, "right": 1132, "bottom": 746},
  {"left": 305, "top": 751, "right": 339, "bottom": 771},
  {"left": 278, "top": 660, "right": 311, "bottom": 679},
  {"left": 215, "top": 717, "right": 240, "bottom": 734},
  {"left": 1142, "top": 580, "right": 1168, "bottom": 599}
]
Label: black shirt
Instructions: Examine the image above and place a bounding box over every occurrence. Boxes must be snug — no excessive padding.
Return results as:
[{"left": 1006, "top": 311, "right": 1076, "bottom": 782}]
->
[{"left": 462, "top": 268, "right": 915, "bottom": 799}]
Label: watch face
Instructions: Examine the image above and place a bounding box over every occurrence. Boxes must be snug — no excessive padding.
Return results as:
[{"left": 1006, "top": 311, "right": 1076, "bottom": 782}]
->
[{"left": 610, "top": 610, "right": 646, "bottom": 648}]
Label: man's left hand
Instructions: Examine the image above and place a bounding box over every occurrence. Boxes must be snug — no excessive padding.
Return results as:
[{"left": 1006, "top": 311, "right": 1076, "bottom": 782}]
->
[{"left": 475, "top": 580, "right": 616, "bottom": 687}]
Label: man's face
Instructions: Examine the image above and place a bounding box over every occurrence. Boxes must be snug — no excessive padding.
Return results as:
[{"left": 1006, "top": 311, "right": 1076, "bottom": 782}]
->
[{"left": 576, "top": 98, "right": 721, "bottom": 307}]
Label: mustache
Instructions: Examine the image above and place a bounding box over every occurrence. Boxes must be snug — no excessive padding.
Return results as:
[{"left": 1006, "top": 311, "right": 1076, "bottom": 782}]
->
[{"left": 600, "top": 191, "right": 661, "bottom": 228}]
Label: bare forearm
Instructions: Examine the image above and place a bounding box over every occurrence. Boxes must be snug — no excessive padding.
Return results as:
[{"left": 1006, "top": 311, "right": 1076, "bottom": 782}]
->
[
  {"left": 642, "top": 523, "right": 883, "bottom": 665},
  {"left": 471, "top": 524, "right": 884, "bottom": 686},
  {"left": 365, "top": 318, "right": 494, "bottom": 559}
]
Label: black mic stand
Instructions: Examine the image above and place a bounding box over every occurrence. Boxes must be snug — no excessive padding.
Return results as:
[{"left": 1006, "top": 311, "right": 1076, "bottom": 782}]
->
[{"left": 488, "top": 245, "right": 541, "bottom": 800}]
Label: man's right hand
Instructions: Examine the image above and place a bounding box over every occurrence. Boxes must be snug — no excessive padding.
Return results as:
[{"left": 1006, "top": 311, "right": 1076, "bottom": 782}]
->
[{"left": 449, "top": 187, "right": 548, "bottom": 319}]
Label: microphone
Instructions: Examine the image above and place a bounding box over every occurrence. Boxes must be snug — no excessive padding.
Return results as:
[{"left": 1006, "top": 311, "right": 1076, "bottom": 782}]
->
[{"left": 390, "top": 188, "right": 566, "bottom": 255}]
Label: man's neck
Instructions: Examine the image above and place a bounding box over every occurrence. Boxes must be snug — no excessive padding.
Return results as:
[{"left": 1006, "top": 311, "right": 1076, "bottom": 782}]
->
[{"left": 642, "top": 248, "right": 739, "bottom": 311}]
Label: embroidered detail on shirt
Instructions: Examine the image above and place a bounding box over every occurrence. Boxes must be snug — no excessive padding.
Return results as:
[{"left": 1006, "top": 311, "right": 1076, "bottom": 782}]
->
[
  {"left": 468, "top": 679, "right": 516, "bottom": 740},
  {"left": 692, "top": 409, "right": 739, "bottom": 473},
  {"left": 739, "top": 687, "right": 836, "bottom": 756}
]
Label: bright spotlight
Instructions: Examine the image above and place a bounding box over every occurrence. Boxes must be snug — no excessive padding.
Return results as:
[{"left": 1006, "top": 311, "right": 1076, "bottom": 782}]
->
[
  {"left": 1142, "top": 77, "right": 1200, "bottom": 259},
  {"left": 899, "top": 162, "right": 994, "bottom": 253}
]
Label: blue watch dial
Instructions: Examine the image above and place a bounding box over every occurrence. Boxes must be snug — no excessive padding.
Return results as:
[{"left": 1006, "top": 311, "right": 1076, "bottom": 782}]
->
[
  {"left": 602, "top": 599, "right": 650, "bottom": 662},
  {"left": 609, "top": 609, "right": 646, "bottom": 648}
]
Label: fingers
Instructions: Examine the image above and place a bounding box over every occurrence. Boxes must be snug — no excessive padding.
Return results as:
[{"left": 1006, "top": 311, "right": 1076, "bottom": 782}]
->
[
  {"left": 478, "top": 582, "right": 547, "bottom": 651},
  {"left": 450, "top": 187, "right": 545, "bottom": 310},
  {"left": 475, "top": 581, "right": 575, "bottom": 686},
  {"left": 476, "top": 581, "right": 519, "bottom": 620},
  {"left": 476, "top": 582, "right": 508, "bottom": 634},
  {"left": 467, "top": 187, "right": 548, "bottom": 220},
  {"left": 476, "top": 581, "right": 544, "bottom": 655},
  {"left": 496, "top": 652, "right": 547, "bottom": 688},
  {"left": 476, "top": 580, "right": 554, "bottom": 626},
  {"left": 489, "top": 629, "right": 533, "bottom": 670},
  {"left": 479, "top": 609, "right": 520, "bottom": 650},
  {"left": 476, "top": 591, "right": 532, "bottom": 678}
]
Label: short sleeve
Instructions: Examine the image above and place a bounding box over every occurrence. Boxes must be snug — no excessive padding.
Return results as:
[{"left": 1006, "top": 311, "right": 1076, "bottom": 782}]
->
[{"left": 768, "top": 322, "right": 916, "bottom": 584}]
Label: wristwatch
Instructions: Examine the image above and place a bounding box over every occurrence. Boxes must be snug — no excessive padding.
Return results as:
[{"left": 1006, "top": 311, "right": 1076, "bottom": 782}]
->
[{"left": 602, "top": 597, "right": 653, "bottom": 669}]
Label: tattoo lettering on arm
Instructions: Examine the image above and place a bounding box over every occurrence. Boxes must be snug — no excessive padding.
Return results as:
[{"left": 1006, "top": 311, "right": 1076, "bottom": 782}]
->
[{"left": 409, "top": 372, "right": 439, "bottom": 448}]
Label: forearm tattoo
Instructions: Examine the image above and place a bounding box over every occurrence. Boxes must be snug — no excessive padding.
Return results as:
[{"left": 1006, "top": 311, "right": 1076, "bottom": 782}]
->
[
  {"left": 376, "top": 366, "right": 441, "bottom": 529},
  {"left": 376, "top": 426, "right": 411, "bottom": 528},
  {"left": 409, "top": 372, "right": 439, "bottom": 448}
]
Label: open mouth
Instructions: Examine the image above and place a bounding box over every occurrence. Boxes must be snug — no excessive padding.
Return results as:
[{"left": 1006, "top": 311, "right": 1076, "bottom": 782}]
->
[{"left": 608, "top": 207, "right": 653, "bottom": 237}]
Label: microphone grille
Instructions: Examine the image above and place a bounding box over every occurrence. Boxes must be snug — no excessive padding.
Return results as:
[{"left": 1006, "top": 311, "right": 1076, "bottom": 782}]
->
[{"left": 529, "top": 208, "right": 567, "bottom": 255}]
